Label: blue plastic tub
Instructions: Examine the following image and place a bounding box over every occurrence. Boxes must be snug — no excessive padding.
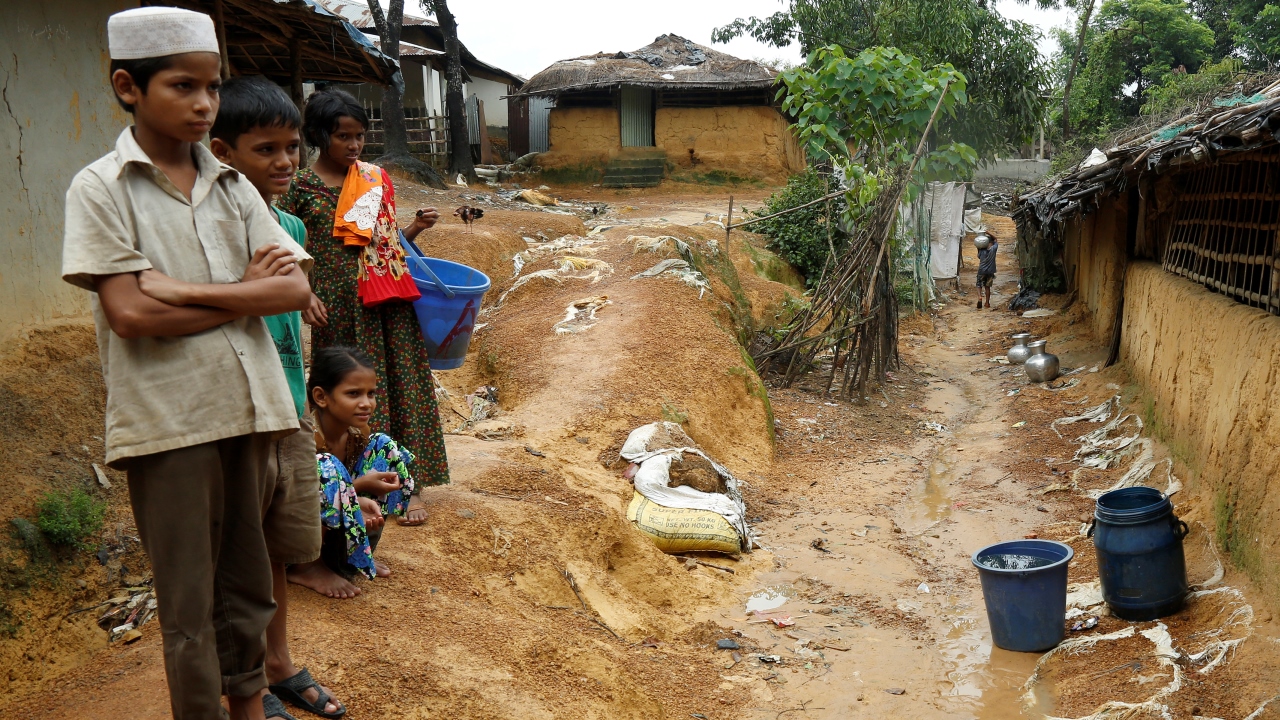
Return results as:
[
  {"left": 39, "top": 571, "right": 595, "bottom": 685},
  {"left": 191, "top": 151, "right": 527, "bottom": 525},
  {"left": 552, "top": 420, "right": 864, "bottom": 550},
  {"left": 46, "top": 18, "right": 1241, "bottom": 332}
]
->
[
  {"left": 1092, "top": 487, "right": 1188, "bottom": 621},
  {"left": 403, "top": 246, "right": 490, "bottom": 371},
  {"left": 972, "top": 539, "right": 1074, "bottom": 652}
]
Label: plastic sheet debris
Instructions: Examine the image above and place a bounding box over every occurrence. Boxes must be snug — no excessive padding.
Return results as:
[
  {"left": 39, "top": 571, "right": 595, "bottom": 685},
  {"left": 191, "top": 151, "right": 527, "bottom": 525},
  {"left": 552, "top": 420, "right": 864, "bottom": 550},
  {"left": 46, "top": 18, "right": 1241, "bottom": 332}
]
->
[
  {"left": 1051, "top": 395, "right": 1119, "bottom": 437},
  {"left": 553, "top": 296, "right": 611, "bottom": 335},
  {"left": 631, "top": 258, "right": 712, "bottom": 298},
  {"left": 630, "top": 234, "right": 691, "bottom": 256},
  {"left": 620, "top": 422, "right": 752, "bottom": 552},
  {"left": 1066, "top": 580, "right": 1104, "bottom": 609},
  {"left": 1009, "top": 286, "right": 1041, "bottom": 311},
  {"left": 1021, "top": 308, "right": 1055, "bottom": 318}
]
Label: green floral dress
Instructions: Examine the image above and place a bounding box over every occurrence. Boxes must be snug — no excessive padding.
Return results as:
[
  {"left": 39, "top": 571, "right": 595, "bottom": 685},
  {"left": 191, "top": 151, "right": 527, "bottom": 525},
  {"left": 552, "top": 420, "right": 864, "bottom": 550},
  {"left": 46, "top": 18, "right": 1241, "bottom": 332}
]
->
[
  {"left": 279, "top": 167, "right": 449, "bottom": 489},
  {"left": 318, "top": 431, "right": 414, "bottom": 579}
]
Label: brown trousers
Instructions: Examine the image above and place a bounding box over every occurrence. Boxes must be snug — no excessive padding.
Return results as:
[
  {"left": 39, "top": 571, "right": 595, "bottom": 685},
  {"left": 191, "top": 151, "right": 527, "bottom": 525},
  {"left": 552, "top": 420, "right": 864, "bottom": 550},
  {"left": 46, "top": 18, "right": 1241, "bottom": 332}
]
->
[{"left": 126, "top": 433, "right": 278, "bottom": 719}]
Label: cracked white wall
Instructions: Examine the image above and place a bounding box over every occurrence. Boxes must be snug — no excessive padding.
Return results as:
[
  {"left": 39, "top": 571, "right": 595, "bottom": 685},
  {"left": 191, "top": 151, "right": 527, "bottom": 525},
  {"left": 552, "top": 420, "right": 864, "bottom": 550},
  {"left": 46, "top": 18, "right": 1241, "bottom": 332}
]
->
[{"left": 0, "top": 0, "right": 137, "bottom": 341}]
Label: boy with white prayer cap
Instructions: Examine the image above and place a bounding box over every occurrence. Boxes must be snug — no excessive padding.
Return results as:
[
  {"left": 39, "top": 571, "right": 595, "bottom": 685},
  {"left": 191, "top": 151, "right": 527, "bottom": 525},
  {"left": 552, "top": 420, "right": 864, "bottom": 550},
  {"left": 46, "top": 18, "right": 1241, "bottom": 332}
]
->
[{"left": 61, "top": 7, "right": 315, "bottom": 720}]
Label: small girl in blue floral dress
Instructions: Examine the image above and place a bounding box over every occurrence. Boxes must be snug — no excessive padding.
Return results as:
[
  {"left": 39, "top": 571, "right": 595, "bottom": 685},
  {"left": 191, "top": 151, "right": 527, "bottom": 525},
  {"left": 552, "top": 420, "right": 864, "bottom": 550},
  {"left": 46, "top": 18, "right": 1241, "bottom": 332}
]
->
[{"left": 287, "top": 346, "right": 415, "bottom": 594}]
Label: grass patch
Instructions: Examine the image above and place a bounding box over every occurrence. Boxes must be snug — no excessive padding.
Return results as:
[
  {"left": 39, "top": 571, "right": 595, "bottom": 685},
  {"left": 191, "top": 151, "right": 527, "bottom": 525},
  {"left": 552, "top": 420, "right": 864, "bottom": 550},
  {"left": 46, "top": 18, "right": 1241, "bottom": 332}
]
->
[{"left": 36, "top": 488, "right": 105, "bottom": 550}]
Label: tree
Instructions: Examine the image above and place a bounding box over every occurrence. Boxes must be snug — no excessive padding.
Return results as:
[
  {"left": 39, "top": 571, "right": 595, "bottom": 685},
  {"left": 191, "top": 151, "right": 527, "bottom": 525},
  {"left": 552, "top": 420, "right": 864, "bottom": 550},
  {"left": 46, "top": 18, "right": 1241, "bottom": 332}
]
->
[
  {"left": 1067, "top": 0, "right": 1215, "bottom": 132},
  {"left": 423, "top": 0, "right": 476, "bottom": 182},
  {"left": 366, "top": 0, "right": 446, "bottom": 188},
  {"left": 1061, "top": 0, "right": 1098, "bottom": 136},
  {"left": 366, "top": 0, "right": 409, "bottom": 156},
  {"left": 713, "top": 0, "right": 1048, "bottom": 160}
]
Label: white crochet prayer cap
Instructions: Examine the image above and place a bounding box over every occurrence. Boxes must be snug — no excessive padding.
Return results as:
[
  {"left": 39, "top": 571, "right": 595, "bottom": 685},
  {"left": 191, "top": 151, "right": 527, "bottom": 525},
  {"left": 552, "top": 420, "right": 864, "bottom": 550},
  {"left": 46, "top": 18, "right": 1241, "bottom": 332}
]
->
[{"left": 108, "top": 7, "right": 220, "bottom": 60}]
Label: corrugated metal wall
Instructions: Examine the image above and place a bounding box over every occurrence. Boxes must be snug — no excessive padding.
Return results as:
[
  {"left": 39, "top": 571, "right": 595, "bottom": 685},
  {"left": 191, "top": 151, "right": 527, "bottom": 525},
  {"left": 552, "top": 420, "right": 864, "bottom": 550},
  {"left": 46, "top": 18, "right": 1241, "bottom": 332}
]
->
[
  {"left": 465, "top": 94, "right": 479, "bottom": 144},
  {"left": 529, "top": 96, "right": 553, "bottom": 153},
  {"left": 620, "top": 85, "right": 654, "bottom": 147}
]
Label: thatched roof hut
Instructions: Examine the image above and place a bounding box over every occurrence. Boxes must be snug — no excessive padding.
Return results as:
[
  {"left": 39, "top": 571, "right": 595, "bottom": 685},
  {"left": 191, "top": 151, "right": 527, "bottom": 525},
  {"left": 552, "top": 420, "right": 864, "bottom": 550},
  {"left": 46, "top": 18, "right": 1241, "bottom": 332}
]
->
[
  {"left": 512, "top": 34, "right": 801, "bottom": 186},
  {"left": 516, "top": 34, "right": 777, "bottom": 98}
]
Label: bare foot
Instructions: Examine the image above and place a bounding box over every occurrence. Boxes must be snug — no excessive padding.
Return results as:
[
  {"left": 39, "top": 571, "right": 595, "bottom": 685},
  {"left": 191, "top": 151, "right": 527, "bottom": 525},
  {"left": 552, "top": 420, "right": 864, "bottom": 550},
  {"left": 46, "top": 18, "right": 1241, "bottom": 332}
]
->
[
  {"left": 286, "top": 561, "right": 361, "bottom": 599},
  {"left": 374, "top": 559, "right": 392, "bottom": 578},
  {"left": 398, "top": 497, "right": 427, "bottom": 526}
]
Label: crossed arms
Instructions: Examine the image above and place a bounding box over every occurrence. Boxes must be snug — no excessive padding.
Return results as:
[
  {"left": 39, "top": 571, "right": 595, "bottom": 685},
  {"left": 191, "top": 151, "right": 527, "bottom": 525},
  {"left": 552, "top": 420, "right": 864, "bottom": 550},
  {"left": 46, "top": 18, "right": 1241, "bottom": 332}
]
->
[{"left": 95, "top": 244, "right": 311, "bottom": 339}]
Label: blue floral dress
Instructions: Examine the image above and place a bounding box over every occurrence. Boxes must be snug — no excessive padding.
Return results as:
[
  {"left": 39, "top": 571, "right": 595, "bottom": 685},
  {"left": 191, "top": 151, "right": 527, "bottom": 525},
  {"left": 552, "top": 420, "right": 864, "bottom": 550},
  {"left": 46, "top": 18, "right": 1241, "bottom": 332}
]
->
[{"left": 317, "top": 431, "right": 416, "bottom": 579}]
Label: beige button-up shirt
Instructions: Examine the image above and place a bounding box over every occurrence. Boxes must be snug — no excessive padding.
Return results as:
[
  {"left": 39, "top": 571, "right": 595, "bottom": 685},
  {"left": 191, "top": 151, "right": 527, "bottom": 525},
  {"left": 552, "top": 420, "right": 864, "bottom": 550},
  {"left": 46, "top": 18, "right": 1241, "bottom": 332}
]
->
[{"left": 63, "top": 128, "right": 313, "bottom": 468}]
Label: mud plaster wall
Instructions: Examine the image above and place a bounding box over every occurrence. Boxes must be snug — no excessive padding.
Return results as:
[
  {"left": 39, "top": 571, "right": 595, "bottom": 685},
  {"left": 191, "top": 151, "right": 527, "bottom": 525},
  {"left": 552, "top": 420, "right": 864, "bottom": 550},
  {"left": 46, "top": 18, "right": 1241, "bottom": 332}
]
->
[
  {"left": 1122, "top": 262, "right": 1280, "bottom": 603},
  {"left": 655, "top": 106, "right": 805, "bottom": 180},
  {"left": 540, "top": 105, "right": 805, "bottom": 181},
  {"left": 541, "top": 108, "right": 621, "bottom": 167},
  {"left": 0, "top": 0, "right": 136, "bottom": 341},
  {"left": 1063, "top": 200, "right": 1128, "bottom": 341}
]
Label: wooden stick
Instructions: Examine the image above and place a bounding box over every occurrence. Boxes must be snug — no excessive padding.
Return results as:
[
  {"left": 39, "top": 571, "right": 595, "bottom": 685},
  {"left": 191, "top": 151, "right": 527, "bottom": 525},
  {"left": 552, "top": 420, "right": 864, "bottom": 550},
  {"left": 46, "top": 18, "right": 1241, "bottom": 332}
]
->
[
  {"left": 862, "top": 82, "right": 951, "bottom": 315},
  {"left": 726, "top": 195, "right": 734, "bottom": 244},
  {"left": 727, "top": 187, "right": 848, "bottom": 230},
  {"left": 678, "top": 556, "right": 737, "bottom": 574}
]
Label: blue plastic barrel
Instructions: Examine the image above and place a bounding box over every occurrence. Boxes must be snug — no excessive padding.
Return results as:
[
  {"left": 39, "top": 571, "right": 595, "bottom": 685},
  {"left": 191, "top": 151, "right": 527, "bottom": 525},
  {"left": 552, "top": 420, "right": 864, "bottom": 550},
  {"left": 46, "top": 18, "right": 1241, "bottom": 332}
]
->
[
  {"left": 972, "top": 539, "right": 1074, "bottom": 652},
  {"left": 405, "top": 256, "right": 490, "bottom": 371},
  {"left": 1092, "top": 487, "right": 1188, "bottom": 621}
]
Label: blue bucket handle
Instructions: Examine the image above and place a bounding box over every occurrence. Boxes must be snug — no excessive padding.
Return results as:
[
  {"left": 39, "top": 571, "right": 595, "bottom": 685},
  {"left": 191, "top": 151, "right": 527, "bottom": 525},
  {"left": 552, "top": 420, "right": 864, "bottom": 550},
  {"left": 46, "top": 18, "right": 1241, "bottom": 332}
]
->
[{"left": 401, "top": 232, "right": 455, "bottom": 299}]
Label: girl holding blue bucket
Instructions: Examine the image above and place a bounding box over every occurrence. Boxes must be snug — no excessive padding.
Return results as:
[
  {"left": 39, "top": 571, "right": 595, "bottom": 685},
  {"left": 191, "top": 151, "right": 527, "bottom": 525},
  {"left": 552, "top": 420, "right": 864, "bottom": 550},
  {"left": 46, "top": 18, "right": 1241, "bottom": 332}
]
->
[{"left": 278, "top": 89, "right": 449, "bottom": 551}]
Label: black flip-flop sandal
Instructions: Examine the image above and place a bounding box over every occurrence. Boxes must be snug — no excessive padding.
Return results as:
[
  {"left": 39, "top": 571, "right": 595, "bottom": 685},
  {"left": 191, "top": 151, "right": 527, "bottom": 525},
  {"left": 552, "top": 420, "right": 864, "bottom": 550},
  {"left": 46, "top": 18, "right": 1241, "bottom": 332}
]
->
[
  {"left": 264, "top": 693, "right": 299, "bottom": 720},
  {"left": 269, "top": 668, "right": 346, "bottom": 719}
]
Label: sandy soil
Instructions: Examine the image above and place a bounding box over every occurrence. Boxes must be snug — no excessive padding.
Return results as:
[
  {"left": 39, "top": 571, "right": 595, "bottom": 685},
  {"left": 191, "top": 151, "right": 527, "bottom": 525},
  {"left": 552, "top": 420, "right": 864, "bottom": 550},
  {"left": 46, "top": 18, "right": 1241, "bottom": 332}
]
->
[{"left": 2, "top": 183, "right": 1278, "bottom": 719}]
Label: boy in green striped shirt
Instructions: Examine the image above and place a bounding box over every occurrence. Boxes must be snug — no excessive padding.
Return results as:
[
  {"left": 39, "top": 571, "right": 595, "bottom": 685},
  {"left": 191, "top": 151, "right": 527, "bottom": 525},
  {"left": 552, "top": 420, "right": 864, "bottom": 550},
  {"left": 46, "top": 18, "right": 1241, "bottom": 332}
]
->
[{"left": 210, "top": 76, "right": 345, "bottom": 720}]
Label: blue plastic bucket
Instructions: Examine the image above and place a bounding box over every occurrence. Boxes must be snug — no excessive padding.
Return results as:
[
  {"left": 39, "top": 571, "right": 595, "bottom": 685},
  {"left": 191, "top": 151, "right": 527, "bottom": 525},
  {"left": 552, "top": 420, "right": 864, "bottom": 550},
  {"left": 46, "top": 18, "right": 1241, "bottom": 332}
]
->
[
  {"left": 1091, "top": 487, "right": 1188, "bottom": 621},
  {"left": 972, "top": 539, "right": 1074, "bottom": 652},
  {"left": 404, "top": 252, "right": 490, "bottom": 371}
]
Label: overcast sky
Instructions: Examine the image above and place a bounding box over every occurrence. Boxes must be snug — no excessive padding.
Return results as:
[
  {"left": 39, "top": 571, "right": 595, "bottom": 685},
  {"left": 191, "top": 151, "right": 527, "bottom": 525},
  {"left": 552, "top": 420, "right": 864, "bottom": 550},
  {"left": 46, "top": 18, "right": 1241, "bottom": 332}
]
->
[{"left": 421, "top": 0, "right": 1080, "bottom": 79}]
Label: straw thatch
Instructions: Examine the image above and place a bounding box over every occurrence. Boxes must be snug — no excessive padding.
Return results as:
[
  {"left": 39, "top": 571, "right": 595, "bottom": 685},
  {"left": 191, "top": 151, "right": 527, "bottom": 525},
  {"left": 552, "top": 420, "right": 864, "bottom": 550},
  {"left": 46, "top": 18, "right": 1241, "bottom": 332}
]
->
[{"left": 516, "top": 34, "right": 777, "bottom": 97}]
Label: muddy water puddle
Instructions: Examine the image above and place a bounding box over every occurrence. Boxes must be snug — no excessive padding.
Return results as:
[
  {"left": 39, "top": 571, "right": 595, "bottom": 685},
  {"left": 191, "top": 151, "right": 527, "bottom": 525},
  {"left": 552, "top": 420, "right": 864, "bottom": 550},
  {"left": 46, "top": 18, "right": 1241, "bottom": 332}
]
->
[{"left": 745, "top": 586, "right": 796, "bottom": 613}]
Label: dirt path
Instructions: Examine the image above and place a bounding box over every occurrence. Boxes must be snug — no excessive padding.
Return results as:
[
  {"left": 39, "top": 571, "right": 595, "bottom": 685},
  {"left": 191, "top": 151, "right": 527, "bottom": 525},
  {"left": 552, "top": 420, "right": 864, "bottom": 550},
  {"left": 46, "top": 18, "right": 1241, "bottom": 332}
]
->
[
  {"left": 711, "top": 223, "right": 1280, "bottom": 719},
  {"left": 7, "top": 182, "right": 1280, "bottom": 719},
  {"left": 714, "top": 241, "right": 1054, "bottom": 717}
]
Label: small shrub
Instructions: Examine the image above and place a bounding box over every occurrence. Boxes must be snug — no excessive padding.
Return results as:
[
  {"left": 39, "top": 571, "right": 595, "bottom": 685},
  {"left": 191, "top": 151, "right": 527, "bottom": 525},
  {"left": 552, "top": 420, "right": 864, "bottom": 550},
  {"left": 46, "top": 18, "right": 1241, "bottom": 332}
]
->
[
  {"left": 749, "top": 167, "right": 846, "bottom": 286},
  {"left": 660, "top": 400, "right": 689, "bottom": 425},
  {"left": 36, "top": 489, "right": 106, "bottom": 549}
]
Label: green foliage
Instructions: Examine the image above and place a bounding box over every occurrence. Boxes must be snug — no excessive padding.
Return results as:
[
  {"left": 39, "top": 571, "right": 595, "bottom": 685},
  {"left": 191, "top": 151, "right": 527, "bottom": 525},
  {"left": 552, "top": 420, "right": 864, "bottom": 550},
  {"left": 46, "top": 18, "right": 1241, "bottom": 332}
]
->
[
  {"left": 779, "top": 47, "right": 975, "bottom": 177},
  {"left": 660, "top": 400, "right": 689, "bottom": 425},
  {"left": 749, "top": 167, "right": 845, "bottom": 285},
  {"left": 35, "top": 489, "right": 106, "bottom": 550},
  {"left": 714, "top": 0, "right": 1048, "bottom": 158},
  {"left": 1237, "top": 4, "right": 1280, "bottom": 67},
  {"left": 1058, "top": 0, "right": 1216, "bottom": 135},
  {"left": 1142, "top": 57, "right": 1246, "bottom": 118}
]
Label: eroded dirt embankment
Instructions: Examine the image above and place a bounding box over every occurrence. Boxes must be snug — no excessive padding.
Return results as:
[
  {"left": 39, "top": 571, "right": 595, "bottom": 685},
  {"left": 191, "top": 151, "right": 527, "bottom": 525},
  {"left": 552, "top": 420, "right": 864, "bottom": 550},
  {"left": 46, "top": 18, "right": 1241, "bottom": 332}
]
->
[{"left": 1, "top": 187, "right": 806, "bottom": 719}]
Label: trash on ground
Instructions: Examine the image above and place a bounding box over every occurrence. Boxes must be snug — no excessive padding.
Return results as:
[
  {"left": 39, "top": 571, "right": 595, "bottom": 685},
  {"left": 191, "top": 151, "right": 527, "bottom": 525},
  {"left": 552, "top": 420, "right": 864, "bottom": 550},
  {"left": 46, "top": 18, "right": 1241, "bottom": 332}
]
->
[
  {"left": 516, "top": 189, "right": 557, "bottom": 206},
  {"left": 620, "top": 422, "right": 752, "bottom": 554},
  {"left": 1070, "top": 616, "right": 1099, "bottom": 631},
  {"left": 885, "top": 687, "right": 906, "bottom": 695},
  {"left": 716, "top": 638, "right": 740, "bottom": 650},
  {"left": 1009, "top": 286, "right": 1041, "bottom": 311},
  {"left": 93, "top": 463, "right": 112, "bottom": 489},
  {"left": 630, "top": 258, "right": 712, "bottom": 299},
  {"left": 1051, "top": 395, "right": 1119, "bottom": 437},
  {"left": 1022, "top": 308, "right": 1055, "bottom": 318},
  {"left": 553, "top": 296, "right": 611, "bottom": 335},
  {"left": 1012, "top": 421, "right": 1027, "bottom": 428}
]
